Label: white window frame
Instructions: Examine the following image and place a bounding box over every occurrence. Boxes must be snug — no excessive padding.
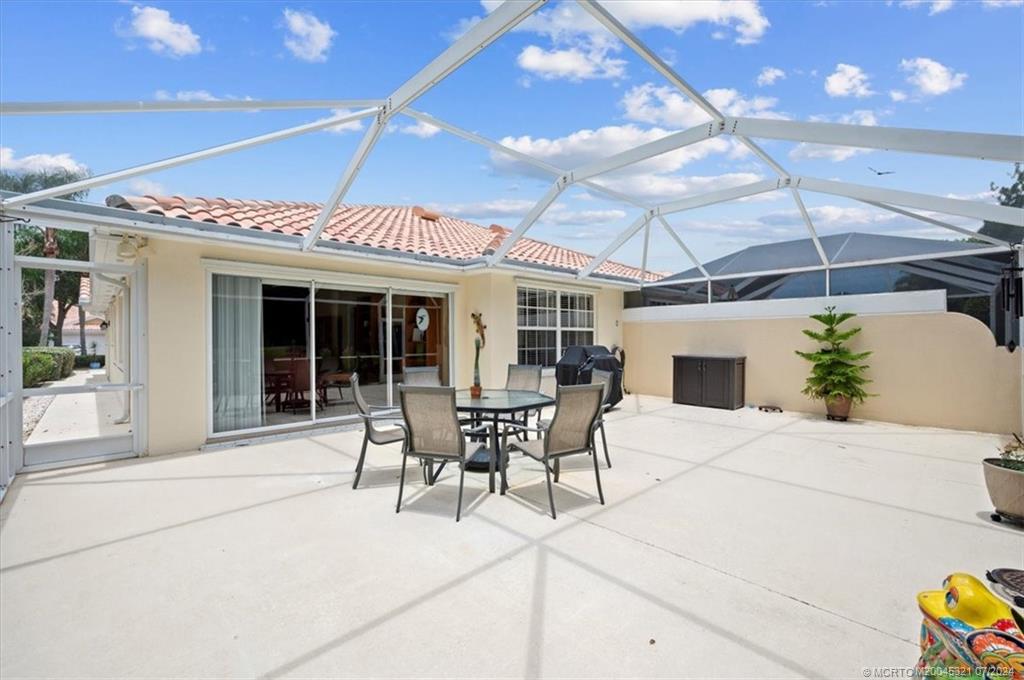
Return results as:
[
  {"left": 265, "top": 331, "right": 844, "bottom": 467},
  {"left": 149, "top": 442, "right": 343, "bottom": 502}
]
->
[
  {"left": 515, "top": 282, "right": 598, "bottom": 367},
  {"left": 203, "top": 259, "right": 456, "bottom": 440}
]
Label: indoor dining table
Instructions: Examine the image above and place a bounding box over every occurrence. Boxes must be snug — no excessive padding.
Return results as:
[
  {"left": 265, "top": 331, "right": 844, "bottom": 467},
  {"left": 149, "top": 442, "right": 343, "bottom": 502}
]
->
[{"left": 452, "top": 388, "right": 555, "bottom": 494}]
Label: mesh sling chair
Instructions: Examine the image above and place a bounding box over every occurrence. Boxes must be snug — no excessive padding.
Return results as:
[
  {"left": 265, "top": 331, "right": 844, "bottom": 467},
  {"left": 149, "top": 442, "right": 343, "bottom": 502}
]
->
[
  {"left": 402, "top": 365, "right": 441, "bottom": 386},
  {"left": 538, "top": 368, "right": 612, "bottom": 468},
  {"left": 351, "top": 372, "right": 408, "bottom": 489},
  {"left": 396, "top": 385, "right": 492, "bottom": 522},
  {"left": 501, "top": 383, "right": 605, "bottom": 519},
  {"left": 505, "top": 364, "right": 542, "bottom": 439}
]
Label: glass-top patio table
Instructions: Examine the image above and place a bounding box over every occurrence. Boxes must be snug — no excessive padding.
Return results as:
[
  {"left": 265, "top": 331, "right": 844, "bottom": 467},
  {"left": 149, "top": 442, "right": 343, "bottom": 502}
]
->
[{"left": 455, "top": 389, "right": 555, "bottom": 494}]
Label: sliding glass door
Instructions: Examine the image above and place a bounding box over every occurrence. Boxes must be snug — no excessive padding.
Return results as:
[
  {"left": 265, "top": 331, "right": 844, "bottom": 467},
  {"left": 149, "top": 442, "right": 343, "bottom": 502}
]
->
[{"left": 209, "top": 272, "right": 449, "bottom": 438}]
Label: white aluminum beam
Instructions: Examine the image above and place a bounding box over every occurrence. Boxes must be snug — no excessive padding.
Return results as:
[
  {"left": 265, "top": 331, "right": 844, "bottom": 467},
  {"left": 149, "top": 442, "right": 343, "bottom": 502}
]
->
[
  {"left": 726, "top": 117, "right": 1024, "bottom": 163},
  {"left": 790, "top": 188, "right": 829, "bottom": 266},
  {"left": 389, "top": 0, "right": 546, "bottom": 114},
  {"left": 303, "top": 0, "right": 546, "bottom": 250},
  {"left": 301, "top": 113, "right": 387, "bottom": 251},
  {"left": 640, "top": 220, "right": 651, "bottom": 281},
  {"left": 0, "top": 107, "right": 380, "bottom": 209},
  {"left": 796, "top": 176, "right": 1024, "bottom": 226},
  {"left": 655, "top": 179, "right": 784, "bottom": 216},
  {"left": 0, "top": 99, "right": 385, "bottom": 115},
  {"left": 569, "top": 122, "right": 719, "bottom": 183},
  {"left": 860, "top": 200, "right": 1014, "bottom": 248},
  {"left": 643, "top": 244, "right": 1012, "bottom": 288},
  {"left": 578, "top": 212, "right": 650, "bottom": 279},
  {"left": 487, "top": 179, "right": 567, "bottom": 265},
  {"left": 656, "top": 216, "right": 710, "bottom": 279},
  {"left": 404, "top": 109, "right": 648, "bottom": 209},
  {"left": 576, "top": 1, "right": 792, "bottom": 180}
]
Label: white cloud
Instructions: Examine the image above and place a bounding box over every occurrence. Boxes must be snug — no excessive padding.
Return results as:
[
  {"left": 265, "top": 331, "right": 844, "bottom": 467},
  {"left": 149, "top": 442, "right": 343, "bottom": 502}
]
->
[
  {"left": 0, "top": 147, "right": 88, "bottom": 175},
  {"left": 899, "top": 57, "right": 967, "bottom": 97},
  {"left": 590, "top": 172, "right": 766, "bottom": 204},
  {"left": 118, "top": 5, "right": 202, "bottom": 57},
  {"left": 153, "top": 89, "right": 253, "bottom": 103},
  {"left": 282, "top": 9, "right": 335, "bottom": 62},
  {"left": 395, "top": 120, "right": 441, "bottom": 139},
  {"left": 790, "top": 110, "right": 879, "bottom": 161},
  {"left": 756, "top": 66, "right": 786, "bottom": 87},
  {"left": 621, "top": 83, "right": 786, "bottom": 128},
  {"left": 982, "top": 0, "right": 1022, "bottom": 6},
  {"left": 889, "top": 89, "right": 908, "bottom": 102},
  {"left": 495, "top": 124, "right": 731, "bottom": 179},
  {"left": 465, "top": 0, "right": 768, "bottom": 83},
  {"left": 517, "top": 44, "right": 625, "bottom": 81},
  {"left": 896, "top": 0, "right": 955, "bottom": 14},
  {"left": 824, "top": 63, "right": 875, "bottom": 98},
  {"left": 443, "top": 15, "right": 481, "bottom": 42},
  {"left": 127, "top": 178, "right": 166, "bottom": 195},
  {"left": 321, "top": 108, "right": 365, "bottom": 134},
  {"left": 543, "top": 207, "right": 628, "bottom": 226}
]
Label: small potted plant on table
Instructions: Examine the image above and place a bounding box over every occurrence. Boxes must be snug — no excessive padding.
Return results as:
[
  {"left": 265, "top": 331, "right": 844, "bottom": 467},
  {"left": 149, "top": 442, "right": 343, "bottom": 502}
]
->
[
  {"left": 795, "top": 306, "right": 873, "bottom": 421},
  {"left": 986, "top": 434, "right": 1024, "bottom": 524}
]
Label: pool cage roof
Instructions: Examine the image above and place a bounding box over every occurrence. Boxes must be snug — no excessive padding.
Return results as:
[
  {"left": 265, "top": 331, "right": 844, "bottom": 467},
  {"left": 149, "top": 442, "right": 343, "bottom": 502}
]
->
[{"left": 1, "top": 0, "right": 1022, "bottom": 288}]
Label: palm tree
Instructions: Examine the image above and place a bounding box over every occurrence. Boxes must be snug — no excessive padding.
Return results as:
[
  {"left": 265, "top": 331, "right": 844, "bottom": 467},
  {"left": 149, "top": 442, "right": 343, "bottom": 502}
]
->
[{"left": 1, "top": 168, "right": 90, "bottom": 347}]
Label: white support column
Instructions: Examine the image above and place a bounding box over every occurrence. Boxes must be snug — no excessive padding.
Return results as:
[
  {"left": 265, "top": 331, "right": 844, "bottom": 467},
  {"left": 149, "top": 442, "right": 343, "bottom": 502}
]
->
[
  {"left": 860, "top": 200, "right": 1013, "bottom": 247},
  {"left": 639, "top": 220, "right": 651, "bottom": 282},
  {"left": 655, "top": 216, "right": 710, "bottom": 278},
  {"left": 790, "top": 188, "right": 829, "bottom": 266},
  {"left": 726, "top": 117, "right": 1024, "bottom": 163},
  {"left": 578, "top": 212, "right": 650, "bottom": 279},
  {"left": 797, "top": 176, "right": 1024, "bottom": 225},
  {"left": 487, "top": 179, "right": 568, "bottom": 265},
  {"left": 301, "top": 113, "right": 387, "bottom": 251},
  {"left": 1, "top": 108, "right": 381, "bottom": 209}
]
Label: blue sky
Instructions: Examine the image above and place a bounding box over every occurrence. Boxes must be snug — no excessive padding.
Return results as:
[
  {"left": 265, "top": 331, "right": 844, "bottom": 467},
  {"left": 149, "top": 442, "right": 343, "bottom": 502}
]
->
[{"left": 1, "top": 0, "right": 1021, "bottom": 273}]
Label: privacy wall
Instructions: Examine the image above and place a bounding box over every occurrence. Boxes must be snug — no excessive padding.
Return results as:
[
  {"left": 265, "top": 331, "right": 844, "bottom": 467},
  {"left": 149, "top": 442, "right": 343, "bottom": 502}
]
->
[{"left": 623, "top": 304, "right": 1019, "bottom": 434}]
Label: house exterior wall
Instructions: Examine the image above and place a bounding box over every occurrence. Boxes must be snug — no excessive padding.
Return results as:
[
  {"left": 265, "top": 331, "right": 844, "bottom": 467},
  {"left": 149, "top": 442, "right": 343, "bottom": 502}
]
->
[
  {"left": 142, "top": 238, "right": 626, "bottom": 455},
  {"left": 623, "top": 310, "right": 1020, "bottom": 434}
]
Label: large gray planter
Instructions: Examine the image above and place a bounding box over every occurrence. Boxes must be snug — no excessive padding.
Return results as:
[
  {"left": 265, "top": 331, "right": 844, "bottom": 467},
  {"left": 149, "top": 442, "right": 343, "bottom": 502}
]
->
[{"left": 983, "top": 458, "right": 1024, "bottom": 523}]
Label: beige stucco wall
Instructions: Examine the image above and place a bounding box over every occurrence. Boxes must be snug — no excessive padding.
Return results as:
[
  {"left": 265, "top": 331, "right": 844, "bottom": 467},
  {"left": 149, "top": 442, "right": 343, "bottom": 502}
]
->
[
  {"left": 623, "top": 312, "right": 1019, "bottom": 434},
  {"left": 142, "top": 238, "right": 625, "bottom": 455}
]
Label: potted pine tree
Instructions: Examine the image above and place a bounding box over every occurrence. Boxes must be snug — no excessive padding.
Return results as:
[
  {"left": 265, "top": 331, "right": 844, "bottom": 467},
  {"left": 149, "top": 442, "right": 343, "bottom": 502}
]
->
[
  {"left": 986, "top": 435, "right": 1024, "bottom": 524},
  {"left": 795, "top": 306, "right": 873, "bottom": 421}
]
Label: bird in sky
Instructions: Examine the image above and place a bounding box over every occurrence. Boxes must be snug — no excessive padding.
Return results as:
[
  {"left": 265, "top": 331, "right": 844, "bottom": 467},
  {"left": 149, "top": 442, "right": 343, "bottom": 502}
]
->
[{"left": 868, "top": 167, "right": 896, "bottom": 175}]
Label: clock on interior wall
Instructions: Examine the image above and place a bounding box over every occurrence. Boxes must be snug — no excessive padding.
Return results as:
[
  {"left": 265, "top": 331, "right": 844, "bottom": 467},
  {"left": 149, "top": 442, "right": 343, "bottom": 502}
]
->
[{"left": 415, "top": 307, "right": 430, "bottom": 332}]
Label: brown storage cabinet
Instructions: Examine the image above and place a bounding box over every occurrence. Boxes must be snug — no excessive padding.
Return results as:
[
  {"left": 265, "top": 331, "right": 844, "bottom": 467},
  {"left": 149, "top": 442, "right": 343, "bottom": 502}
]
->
[{"left": 672, "top": 355, "right": 745, "bottom": 410}]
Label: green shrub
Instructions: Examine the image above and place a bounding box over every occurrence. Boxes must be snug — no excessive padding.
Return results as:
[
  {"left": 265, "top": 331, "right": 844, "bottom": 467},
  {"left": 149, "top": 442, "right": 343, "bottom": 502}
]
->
[
  {"left": 22, "top": 347, "right": 75, "bottom": 383},
  {"left": 22, "top": 350, "right": 57, "bottom": 388},
  {"left": 74, "top": 354, "right": 105, "bottom": 369}
]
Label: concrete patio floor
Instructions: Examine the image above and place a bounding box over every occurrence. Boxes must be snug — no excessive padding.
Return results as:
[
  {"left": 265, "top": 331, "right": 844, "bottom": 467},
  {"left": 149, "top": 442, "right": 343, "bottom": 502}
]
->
[{"left": 1, "top": 395, "right": 1020, "bottom": 678}]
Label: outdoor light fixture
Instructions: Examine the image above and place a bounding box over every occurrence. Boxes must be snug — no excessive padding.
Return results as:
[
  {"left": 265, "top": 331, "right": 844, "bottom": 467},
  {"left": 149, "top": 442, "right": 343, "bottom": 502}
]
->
[{"left": 116, "top": 234, "right": 139, "bottom": 259}]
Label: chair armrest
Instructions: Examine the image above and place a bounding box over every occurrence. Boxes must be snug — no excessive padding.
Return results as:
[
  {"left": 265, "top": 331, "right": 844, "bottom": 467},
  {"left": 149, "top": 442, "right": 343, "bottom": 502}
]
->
[
  {"left": 501, "top": 422, "right": 547, "bottom": 436},
  {"left": 368, "top": 405, "right": 400, "bottom": 415},
  {"left": 462, "top": 423, "right": 492, "bottom": 436},
  {"left": 359, "top": 412, "right": 405, "bottom": 423}
]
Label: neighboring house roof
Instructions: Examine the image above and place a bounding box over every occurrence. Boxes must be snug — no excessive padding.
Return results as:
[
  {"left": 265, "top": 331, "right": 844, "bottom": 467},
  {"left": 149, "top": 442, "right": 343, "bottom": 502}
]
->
[
  {"left": 660, "top": 232, "right": 994, "bottom": 283},
  {"left": 104, "top": 194, "right": 664, "bottom": 282}
]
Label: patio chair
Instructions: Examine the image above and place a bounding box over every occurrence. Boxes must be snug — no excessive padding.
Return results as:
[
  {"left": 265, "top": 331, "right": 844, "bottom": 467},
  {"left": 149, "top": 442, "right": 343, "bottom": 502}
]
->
[
  {"left": 351, "top": 372, "right": 407, "bottom": 490},
  {"left": 505, "top": 364, "right": 542, "bottom": 439},
  {"left": 501, "top": 383, "right": 605, "bottom": 519},
  {"left": 395, "top": 385, "right": 491, "bottom": 522},
  {"left": 402, "top": 365, "right": 441, "bottom": 386},
  {"left": 537, "top": 369, "right": 612, "bottom": 468}
]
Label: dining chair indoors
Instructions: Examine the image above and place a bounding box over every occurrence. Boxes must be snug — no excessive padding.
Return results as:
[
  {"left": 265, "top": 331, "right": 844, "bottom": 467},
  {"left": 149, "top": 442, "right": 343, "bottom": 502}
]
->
[
  {"left": 501, "top": 383, "right": 605, "bottom": 519},
  {"left": 396, "top": 385, "right": 491, "bottom": 522}
]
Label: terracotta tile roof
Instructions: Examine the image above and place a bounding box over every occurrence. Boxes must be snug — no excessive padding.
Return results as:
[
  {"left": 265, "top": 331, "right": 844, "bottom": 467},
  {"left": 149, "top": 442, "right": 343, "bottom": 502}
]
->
[{"left": 104, "top": 194, "right": 663, "bottom": 282}]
